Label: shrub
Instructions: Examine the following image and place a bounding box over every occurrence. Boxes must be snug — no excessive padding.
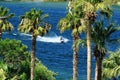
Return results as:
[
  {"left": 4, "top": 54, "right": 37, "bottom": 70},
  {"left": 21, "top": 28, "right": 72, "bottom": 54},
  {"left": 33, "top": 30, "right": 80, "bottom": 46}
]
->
[{"left": 0, "top": 39, "right": 56, "bottom": 80}]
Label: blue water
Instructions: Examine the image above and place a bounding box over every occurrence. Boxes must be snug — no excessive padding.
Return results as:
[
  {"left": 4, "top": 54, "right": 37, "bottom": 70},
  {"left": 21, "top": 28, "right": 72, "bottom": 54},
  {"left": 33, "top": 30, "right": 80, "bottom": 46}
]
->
[{"left": 0, "top": 2, "right": 120, "bottom": 80}]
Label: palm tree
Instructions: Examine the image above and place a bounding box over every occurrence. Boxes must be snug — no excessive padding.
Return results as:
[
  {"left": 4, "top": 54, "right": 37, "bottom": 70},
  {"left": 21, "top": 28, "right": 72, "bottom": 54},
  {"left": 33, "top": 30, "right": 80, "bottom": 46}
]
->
[
  {"left": 18, "top": 8, "right": 51, "bottom": 80},
  {"left": 60, "top": 0, "right": 117, "bottom": 79},
  {"left": 58, "top": 13, "right": 78, "bottom": 80},
  {"left": 0, "top": 6, "right": 14, "bottom": 39},
  {"left": 58, "top": 1, "right": 111, "bottom": 80},
  {"left": 102, "top": 49, "right": 120, "bottom": 80},
  {"left": 58, "top": 2, "right": 86, "bottom": 79},
  {"left": 73, "top": 0, "right": 117, "bottom": 80},
  {"left": 91, "top": 21, "right": 120, "bottom": 80}
]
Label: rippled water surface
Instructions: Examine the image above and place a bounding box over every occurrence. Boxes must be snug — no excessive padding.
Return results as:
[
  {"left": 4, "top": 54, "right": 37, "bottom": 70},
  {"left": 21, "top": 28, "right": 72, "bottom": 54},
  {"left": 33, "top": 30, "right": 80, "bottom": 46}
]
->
[{"left": 0, "top": 2, "right": 120, "bottom": 80}]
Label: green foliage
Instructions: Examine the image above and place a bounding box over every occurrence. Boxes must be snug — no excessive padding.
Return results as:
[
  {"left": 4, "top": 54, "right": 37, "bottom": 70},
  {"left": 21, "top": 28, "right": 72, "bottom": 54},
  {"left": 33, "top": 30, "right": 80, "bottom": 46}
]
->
[
  {"left": 0, "top": 69, "right": 6, "bottom": 80},
  {"left": 102, "top": 49, "right": 120, "bottom": 79},
  {"left": 91, "top": 21, "right": 120, "bottom": 55},
  {"left": 73, "top": 39, "right": 86, "bottom": 52},
  {"left": 0, "top": 6, "right": 14, "bottom": 33},
  {"left": 0, "top": 39, "right": 56, "bottom": 80},
  {"left": 18, "top": 8, "right": 52, "bottom": 80},
  {"left": 20, "top": 73, "right": 27, "bottom": 80},
  {"left": 34, "top": 62, "right": 56, "bottom": 80},
  {"left": 58, "top": 0, "right": 115, "bottom": 37},
  {"left": 0, "top": 6, "right": 9, "bottom": 16},
  {"left": 58, "top": 13, "right": 73, "bottom": 33},
  {"left": 58, "top": 11, "right": 85, "bottom": 36},
  {"left": 18, "top": 8, "right": 51, "bottom": 37}
]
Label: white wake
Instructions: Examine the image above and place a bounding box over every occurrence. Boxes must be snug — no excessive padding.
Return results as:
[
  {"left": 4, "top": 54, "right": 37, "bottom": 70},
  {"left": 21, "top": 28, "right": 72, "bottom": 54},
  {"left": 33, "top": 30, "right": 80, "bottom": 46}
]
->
[
  {"left": 17, "top": 32, "right": 69, "bottom": 43},
  {"left": 37, "top": 36, "right": 69, "bottom": 43}
]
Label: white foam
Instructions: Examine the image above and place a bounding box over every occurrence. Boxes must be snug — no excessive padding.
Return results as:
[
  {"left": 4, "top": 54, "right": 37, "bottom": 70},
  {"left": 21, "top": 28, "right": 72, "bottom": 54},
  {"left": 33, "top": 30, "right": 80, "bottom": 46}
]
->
[
  {"left": 18, "top": 32, "right": 69, "bottom": 43},
  {"left": 37, "top": 36, "right": 69, "bottom": 43}
]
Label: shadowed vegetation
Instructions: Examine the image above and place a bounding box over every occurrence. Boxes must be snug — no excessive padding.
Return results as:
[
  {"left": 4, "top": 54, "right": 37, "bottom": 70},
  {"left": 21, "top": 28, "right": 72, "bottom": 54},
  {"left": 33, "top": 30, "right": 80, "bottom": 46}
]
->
[{"left": 0, "top": 39, "right": 56, "bottom": 80}]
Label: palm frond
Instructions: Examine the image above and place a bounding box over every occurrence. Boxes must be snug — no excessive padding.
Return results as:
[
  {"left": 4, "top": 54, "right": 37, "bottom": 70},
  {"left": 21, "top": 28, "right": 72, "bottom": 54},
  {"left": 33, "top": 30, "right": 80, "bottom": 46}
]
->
[
  {"left": 106, "top": 23, "right": 115, "bottom": 36},
  {"left": 113, "top": 66, "right": 120, "bottom": 77},
  {"left": 92, "top": 20, "right": 120, "bottom": 56},
  {"left": 8, "top": 13, "right": 15, "bottom": 18},
  {"left": 0, "top": 6, "right": 14, "bottom": 34},
  {"left": 108, "top": 39, "right": 120, "bottom": 44},
  {"left": 18, "top": 8, "right": 50, "bottom": 37},
  {"left": 58, "top": 17, "right": 72, "bottom": 33},
  {"left": 72, "top": 39, "right": 86, "bottom": 52},
  {"left": 100, "top": 7, "right": 112, "bottom": 18},
  {"left": 102, "top": 49, "right": 120, "bottom": 79},
  {"left": 40, "top": 14, "right": 49, "bottom": 21},
  {"left": 72, "top": 28, "right": 78, "bottom": 35}
]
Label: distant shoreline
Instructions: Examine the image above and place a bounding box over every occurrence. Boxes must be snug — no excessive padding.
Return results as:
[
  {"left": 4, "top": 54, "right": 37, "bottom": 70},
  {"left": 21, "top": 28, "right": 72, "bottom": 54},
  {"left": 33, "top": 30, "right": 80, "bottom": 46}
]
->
[{"left": 0, "top": 0, "right": 67, "bottom": 2}]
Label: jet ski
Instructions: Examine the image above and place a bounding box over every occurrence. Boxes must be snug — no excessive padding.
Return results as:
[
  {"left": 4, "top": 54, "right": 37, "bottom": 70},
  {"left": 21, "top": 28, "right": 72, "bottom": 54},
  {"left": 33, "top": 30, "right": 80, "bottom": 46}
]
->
[{"left": 60, "top": 36, "right": 64, "bottom": 43}]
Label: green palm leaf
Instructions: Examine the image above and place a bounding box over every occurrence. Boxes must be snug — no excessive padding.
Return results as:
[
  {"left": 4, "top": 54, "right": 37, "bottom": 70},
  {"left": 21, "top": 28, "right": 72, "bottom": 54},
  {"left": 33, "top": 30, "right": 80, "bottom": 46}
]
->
[
  {"left": 91, "top": 20, "right": 120, "bottom": 54},
  {"left": 18, "top": 8, "right": 50, "bottom": 36},
  {"left": 0, "top": 6, "right": 14, "bottom": 39},
  {"left": 102, "top": 49, "right": 120, "bottom": 79}
]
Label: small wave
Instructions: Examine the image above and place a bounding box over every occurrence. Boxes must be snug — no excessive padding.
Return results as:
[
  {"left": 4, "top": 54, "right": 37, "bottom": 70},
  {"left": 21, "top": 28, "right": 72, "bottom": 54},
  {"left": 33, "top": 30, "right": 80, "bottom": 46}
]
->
[
  {"left": 12, "top": 33, "right": 32, "bottom": 37},
  {"left": 19, "top": 33, "right": 32, "bottom": 36},
  {"left": 12, "top": 33, "right": 17, "bottom": 36}
]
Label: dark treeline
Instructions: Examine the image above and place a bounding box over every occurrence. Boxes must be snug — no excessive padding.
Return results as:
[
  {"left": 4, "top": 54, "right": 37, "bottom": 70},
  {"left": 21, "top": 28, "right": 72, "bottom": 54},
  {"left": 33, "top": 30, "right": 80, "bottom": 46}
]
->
[{"left": 0, "top": 0, "right": 68, "bottom": 2}]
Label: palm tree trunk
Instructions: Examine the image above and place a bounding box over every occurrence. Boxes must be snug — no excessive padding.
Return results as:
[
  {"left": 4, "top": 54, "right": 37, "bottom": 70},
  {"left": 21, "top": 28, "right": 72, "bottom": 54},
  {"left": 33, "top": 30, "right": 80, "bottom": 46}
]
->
[
  {"left": 73, "top": 33, "right": 79, "bottom": 80},
  {"left": 95, "top": 56, "right": 102, "bottom": 80},
  {"left": 30, "top": 35, "right": 36, "bottom": 80},
  {"left": 73, "top": 48, "right": 78, "bottom": 80},
  {"left": 72, "top": 0, "right": 78, "bottom": 79},
  {"left": 0, "top": 28, "right": 2, "bottom": 40},
  {"left": 87, "top": 20, "right": 91, "bottom": 80}
]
